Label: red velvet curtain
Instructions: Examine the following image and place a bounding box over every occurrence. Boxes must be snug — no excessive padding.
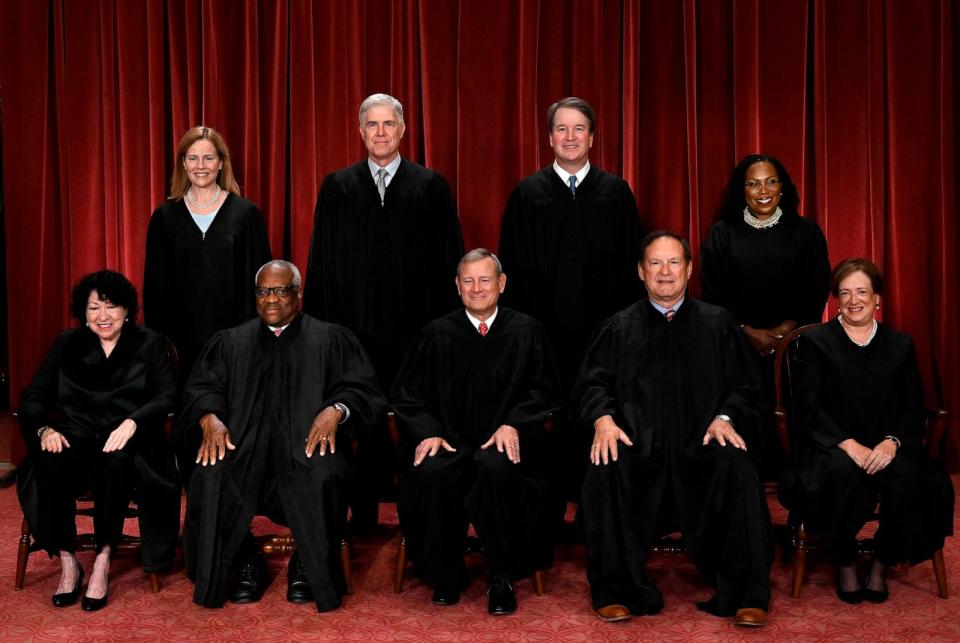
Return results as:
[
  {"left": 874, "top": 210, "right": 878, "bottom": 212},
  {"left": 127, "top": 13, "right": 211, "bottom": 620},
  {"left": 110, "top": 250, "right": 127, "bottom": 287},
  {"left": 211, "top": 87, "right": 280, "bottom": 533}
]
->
[{"left": 1, "top": 0, "right": 957, "bottom": 466}]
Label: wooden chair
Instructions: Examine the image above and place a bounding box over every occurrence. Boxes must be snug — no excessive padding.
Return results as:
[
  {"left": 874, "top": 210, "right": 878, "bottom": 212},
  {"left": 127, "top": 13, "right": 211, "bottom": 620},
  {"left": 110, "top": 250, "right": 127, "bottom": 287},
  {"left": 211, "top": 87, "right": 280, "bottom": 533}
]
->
[
  {"left": 773, "top": 323, "right": 949, "bottom": 599},
  {"left": 257, "top": 532, "right": 354, "bottom": 595},
  {"left": 388, "top": 412, "right": 547, "bottom": 595}
]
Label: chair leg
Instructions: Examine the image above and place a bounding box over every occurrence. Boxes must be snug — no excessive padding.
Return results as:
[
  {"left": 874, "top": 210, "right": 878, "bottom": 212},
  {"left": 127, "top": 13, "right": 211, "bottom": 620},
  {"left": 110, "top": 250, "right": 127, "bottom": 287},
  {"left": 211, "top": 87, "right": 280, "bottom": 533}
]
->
[
  {"left": 148, "top": 572, "right": 161, "bottom": 593},
  {"left": 791, "top": 524, "right": 808, "bottom": 599},
  {"left": 533, "top": 570, "right": 545, "bottom": 596},
  {"left": 394, "top": 535, "right": 407, "bottom": 593},
  {"left": 932, "top": 549, "right": 948, "bottom": 599},
  {"left": 341, "top": 538, "right": 353, "bottom": 595},
  {"left": 15, "top": 518, "right": 31, "bottom": 590}
]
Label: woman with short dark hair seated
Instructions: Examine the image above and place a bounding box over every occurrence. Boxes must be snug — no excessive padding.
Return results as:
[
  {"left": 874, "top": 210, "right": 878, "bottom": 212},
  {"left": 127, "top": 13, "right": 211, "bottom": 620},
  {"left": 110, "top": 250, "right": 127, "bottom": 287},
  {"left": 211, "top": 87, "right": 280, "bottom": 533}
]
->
[
  {"left": 17, "top": 270, "right": 178, "bottom": 611},
  {"left": 785, "top": 258, "right": 954, "bottom": 603}
]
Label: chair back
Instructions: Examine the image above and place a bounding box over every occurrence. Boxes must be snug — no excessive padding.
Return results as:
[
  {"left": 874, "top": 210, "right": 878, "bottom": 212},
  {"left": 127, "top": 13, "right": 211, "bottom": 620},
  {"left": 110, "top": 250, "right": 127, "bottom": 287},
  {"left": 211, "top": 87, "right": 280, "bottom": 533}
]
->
[{"left": 772, "top": 323, "right": 820, "bottom": 463}]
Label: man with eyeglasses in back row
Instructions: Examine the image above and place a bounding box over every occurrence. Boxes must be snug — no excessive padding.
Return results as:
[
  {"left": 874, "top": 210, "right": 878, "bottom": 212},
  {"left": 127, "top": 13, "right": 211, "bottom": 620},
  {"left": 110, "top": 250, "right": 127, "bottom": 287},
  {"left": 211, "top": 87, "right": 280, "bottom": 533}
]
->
[{"left": 176, "top": 260, "right": 387, "bottom": 612}]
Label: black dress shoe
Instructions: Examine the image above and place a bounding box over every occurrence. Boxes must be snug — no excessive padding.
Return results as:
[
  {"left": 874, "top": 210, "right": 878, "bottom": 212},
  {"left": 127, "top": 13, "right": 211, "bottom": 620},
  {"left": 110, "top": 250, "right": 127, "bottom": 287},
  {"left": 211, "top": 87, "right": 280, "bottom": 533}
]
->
[
  {"left": 432, "top": 586, "right": 461, "bottom": 606},
  {"left": 81, "top": 592, "right": 108, "bottom": 612},
  {"left": 287, "top": 552, "right": 314, "bottom": 603},
  {"left": 229, "top": 555, "right": 267, "bottom": 603},
  {"left": 487, "top": 575, "right": 516, "bottom": 616},
  {"left": 52, "top": 566, "right": 84, "bottom": 608}
]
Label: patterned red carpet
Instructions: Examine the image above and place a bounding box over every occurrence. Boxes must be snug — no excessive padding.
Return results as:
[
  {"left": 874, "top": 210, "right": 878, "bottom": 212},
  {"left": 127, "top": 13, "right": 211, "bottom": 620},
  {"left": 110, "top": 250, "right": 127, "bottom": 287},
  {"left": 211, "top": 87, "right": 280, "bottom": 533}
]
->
[{"left": 1, "top": 480, "right": 958, "bottom": 642}]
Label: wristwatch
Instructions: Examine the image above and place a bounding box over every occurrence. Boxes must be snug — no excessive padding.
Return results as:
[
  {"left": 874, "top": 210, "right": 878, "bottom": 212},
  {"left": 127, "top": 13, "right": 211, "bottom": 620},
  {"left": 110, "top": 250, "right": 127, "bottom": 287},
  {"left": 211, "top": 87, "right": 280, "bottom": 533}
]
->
[
  {"left": 332, "top": 402, "right": 349, "bottom": 424},
  {"left": 715, "top": 414, "right": 734, "bottom": 428}
]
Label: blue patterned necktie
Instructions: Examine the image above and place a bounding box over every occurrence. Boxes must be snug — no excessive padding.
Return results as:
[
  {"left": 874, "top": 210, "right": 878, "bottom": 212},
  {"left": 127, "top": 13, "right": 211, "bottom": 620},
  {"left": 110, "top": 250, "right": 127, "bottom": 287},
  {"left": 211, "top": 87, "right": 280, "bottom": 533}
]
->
[{"left": 568, "top": 175, "right": 578, "bottom": 196}]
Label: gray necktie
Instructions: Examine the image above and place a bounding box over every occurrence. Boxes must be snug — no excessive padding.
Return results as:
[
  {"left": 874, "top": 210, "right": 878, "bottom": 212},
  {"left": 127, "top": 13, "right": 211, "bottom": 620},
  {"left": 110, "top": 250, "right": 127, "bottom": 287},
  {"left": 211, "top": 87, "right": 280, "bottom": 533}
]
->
[
  {"left": 376, "top": 168, "right": 387, "bottom": 205},
  {"left": 568, "top": 175, "right": 578, "bottom": 196}
]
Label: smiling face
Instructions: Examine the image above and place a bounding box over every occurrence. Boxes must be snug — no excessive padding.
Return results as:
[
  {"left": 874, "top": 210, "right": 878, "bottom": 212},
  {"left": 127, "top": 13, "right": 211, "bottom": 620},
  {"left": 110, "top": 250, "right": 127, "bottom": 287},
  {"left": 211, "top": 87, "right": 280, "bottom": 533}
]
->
[
  {"left": 638, "top": 236, "right": 691, "bottom": 309},
  {"left": 360, "top": 104, "right": 405, "bottom": 166},
  {"left": 182, "top": 138, "right": 222, "bottom": 190},
  {"left": 837, "top": 270, "right": 880, "bottom": 327},
  {"left": 86, "top": 292, "right": 127, "bottom": 344},
  {"left": 255, "top": 265, "right": 302, "bottom": 327},
  {"left": 548, "top": 107, "right": 594, "bottom": 173},
  {"left": 456, "top": 257, "right": 506, "bottom": 321},
  {"left": 743, "top": 161, "right": 783, "bottom": 219}
]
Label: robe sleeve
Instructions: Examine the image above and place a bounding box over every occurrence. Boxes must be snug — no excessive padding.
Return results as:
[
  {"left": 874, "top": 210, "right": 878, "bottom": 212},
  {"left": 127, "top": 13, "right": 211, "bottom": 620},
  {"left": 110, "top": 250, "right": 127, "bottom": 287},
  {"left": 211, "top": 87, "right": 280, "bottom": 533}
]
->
[
  {"left": 423, "top": 173, "right": 465, "bottom": 317},
  {"left": 390, "top": 327, "right": 448, "bottom": 445},
  {"left": 891, "top": 338, "right": 925, "bottom": 452},
  {"left": 319, "top": 327, "right": 388, "bottom": 440},
  {"left": 714, "top": 317, "right": 765, "bottom": 446},
  {"left": 573, "top": 317, "right": 624, "bottom": 429},
  {"left": 501, "top": 322, "right": 563, "bottom": 437},
  {"left": 176, "top": 332, "right": 233, "bottom": 445},
  {"left": 789, "top": 222, "right": 831, "bottom": 325},
  {"left": 699, "top": 223, "right": 735, "bottom": 316},
  {"left": 232, "top": 203, "right": 272, "bottom": 324},
  {"left": 793, "top": 335, "right": 851, "bottom": 448},
  {"left": 126, "top": 333, "right": 177, "bottom": 433},
  {"left": 18, "top": 334, "right": 66, "bottom": 449},
  {"left": 303, "top": 175, "right": 339, "bottom": 320},
  {"left": 142, "top": 207, "right": 170, "bottom": 334},
  {"left": 497, "top": 186, "right": 536, "bottom": 314}
]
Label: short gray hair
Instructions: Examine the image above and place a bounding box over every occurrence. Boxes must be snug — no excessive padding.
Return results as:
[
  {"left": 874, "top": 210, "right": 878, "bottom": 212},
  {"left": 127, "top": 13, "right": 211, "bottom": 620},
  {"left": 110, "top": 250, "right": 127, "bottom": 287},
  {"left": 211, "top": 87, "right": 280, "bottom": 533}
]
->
[
  {"left": 359, "top": 93, "right": 405, "bottom": 126},
  {"left": 457, "top": 248, "right": 502, "bottom": 277},
  {"left": 255, "top": 260, "right": 302, "bottom": 288}
]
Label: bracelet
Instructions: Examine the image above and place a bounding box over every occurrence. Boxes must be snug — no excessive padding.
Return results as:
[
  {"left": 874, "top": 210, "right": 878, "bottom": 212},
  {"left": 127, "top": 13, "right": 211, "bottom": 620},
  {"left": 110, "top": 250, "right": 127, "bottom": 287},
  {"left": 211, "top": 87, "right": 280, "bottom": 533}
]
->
[
  {"left": 884, "top": 435, "right": 901, "bottom": 448},
  {"left": 333, "top": 402, "right": 348, "bottom": 424}
]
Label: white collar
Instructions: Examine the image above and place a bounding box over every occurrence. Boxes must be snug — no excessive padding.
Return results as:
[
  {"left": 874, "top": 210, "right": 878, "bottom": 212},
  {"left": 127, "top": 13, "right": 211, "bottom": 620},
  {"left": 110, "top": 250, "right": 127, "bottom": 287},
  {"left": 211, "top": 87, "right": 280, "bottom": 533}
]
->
[
  {"left": 465, "top": 308, "right": 498, "bottom": 333},
  {"left": 368, "top": 155, "right": 402, "bottom": 180},
  {"left": 553, "top": 160, "right": 590, "bottom": 187}
]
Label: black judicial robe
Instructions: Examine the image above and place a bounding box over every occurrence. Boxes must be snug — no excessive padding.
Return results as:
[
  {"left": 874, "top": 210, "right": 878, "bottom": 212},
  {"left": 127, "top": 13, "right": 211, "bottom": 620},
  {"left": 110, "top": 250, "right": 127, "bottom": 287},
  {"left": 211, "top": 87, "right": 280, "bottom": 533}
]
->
[
  {"left": 498, "top": 165, "right": 642, "bottom": 389},
  {"left": 303, "top": 159, "right": 464, "bottom": 389},
  {"left": 700, "top": 214, "right": 830, "bottom": 329},
  {"left": 392, "top": 307, "right": 563, "bottom": 581},
  {"left": 17, "top": 325, "right": 179, "bottom": 570},
  {"left": 575, "top": 298, "right": 771, "bottom": 613},
  {"left": 782, "top": 320, "right": 953, "bottom": 564},
  {"left": 143, "top": 193, "right": 272, "bottom": 377},
  {"left": 177, "top": 314, "right": 386, "bottom": 611}
]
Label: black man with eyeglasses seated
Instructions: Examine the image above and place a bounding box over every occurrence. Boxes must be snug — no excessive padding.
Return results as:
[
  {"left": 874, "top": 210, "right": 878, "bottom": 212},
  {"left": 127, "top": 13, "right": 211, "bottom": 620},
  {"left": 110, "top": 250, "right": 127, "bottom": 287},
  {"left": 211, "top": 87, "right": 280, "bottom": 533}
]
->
[{"left": 177, "top": 260, "right": 386, "bottom": 612}]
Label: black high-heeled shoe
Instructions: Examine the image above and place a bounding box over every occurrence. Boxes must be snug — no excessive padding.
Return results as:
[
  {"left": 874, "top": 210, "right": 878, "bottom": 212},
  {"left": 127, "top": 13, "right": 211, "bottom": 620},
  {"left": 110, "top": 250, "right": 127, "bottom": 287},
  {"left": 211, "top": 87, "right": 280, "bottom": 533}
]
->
[
  {"left": 836, "top": 569, "right": 863, "bottom": 604},
  {"left": 862, "top": 574, "right": 889, "bottom": 604},
  {"left": 52, "top": 565, "right": 84, "bottom": 607},
  {"left": 81, "top": 578, "right": 109, "bottom": 611}
]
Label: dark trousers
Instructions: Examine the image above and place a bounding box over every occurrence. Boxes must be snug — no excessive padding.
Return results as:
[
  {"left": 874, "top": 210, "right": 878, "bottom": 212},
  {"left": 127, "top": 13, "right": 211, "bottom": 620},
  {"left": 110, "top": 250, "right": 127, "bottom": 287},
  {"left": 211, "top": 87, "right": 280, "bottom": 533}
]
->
[
  {"left": 818, "top": 448, "right": 954, "bottom": 566},
  {"left": 398, "top": 446, "right": 551, "bottom": 588},
  {"left": 35, "top": 436, "right": 136, "bottom": 555},
  {"left": 581, "top": 445, "right": 772, "bottom": 615}
]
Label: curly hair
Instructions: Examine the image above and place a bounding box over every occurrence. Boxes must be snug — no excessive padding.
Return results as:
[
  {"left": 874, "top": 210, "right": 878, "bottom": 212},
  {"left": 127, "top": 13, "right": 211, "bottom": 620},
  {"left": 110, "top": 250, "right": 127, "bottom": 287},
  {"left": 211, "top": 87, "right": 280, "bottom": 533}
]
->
[{"left": 71, "top": 270, "right": 139, "bottom": 323}]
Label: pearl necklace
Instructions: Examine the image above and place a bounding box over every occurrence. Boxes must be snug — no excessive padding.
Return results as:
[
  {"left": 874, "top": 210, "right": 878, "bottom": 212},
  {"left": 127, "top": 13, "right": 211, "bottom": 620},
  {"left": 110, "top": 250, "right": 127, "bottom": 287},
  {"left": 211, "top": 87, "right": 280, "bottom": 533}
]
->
[
  {"left": 743, "top": 206, "right": 783, "bottom": 229},
  {"left": 186, "top": 185, "right": 222, "bottom": 209}
]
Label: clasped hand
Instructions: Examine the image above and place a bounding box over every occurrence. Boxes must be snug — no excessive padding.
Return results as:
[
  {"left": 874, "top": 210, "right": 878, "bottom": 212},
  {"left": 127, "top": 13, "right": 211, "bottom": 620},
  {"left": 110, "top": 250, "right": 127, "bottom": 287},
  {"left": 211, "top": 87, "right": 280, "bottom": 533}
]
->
[{"left": 840, "top": 438, "right": 897, "bottom": 474}]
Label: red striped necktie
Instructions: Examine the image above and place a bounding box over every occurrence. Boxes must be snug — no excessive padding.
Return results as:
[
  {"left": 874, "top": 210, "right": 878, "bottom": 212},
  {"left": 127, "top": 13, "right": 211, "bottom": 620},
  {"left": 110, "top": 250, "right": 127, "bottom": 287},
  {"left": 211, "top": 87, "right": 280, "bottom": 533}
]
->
[
  {"left": 664, "top": 309, "right": 675, "bottom": 322},
  {"left": 478, "top": 322, "right": 488, "bottom": 336}
]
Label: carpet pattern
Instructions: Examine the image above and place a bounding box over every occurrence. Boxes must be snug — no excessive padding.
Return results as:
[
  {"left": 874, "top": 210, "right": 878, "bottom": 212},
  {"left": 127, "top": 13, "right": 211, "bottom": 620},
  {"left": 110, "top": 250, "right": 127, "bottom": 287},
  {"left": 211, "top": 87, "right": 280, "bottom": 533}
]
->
[{"left": 1, "top": 480, "right": 958, "bottom": 642}]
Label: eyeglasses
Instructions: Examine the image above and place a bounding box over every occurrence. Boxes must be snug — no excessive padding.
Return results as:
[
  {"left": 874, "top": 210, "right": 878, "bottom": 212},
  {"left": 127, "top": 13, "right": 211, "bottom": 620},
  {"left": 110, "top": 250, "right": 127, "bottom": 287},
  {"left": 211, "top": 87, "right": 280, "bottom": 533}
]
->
[
  {"left": 184, "top": 154, "right": 219, "bottom": 165},
  {"left": 744, "top": 177, "right": 781, "bottom": 191},
  {"left": 255, "top": 285, "right": 298, "bottom": 298}
]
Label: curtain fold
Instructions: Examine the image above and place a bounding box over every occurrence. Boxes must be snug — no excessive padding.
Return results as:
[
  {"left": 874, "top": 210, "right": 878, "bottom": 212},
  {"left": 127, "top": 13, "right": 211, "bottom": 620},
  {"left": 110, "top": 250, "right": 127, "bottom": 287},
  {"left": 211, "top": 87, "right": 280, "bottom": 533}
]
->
[{"left": 1, "top": 0, "right": 957, "bottom": 467}]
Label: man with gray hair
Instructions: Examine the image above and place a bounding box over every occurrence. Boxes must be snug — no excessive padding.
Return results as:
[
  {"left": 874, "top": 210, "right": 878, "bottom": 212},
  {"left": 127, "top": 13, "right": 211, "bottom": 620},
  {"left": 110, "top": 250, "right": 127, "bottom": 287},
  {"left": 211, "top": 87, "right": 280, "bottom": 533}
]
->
[
  {"left": 178, "top": 260, "right": 386, "bottom": 612},
  {"left": 392, "top": 249, "right": 562, "bottom": 614},
  {"left": 304, "top": 93, "right": 463, "bottom": 530}
]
